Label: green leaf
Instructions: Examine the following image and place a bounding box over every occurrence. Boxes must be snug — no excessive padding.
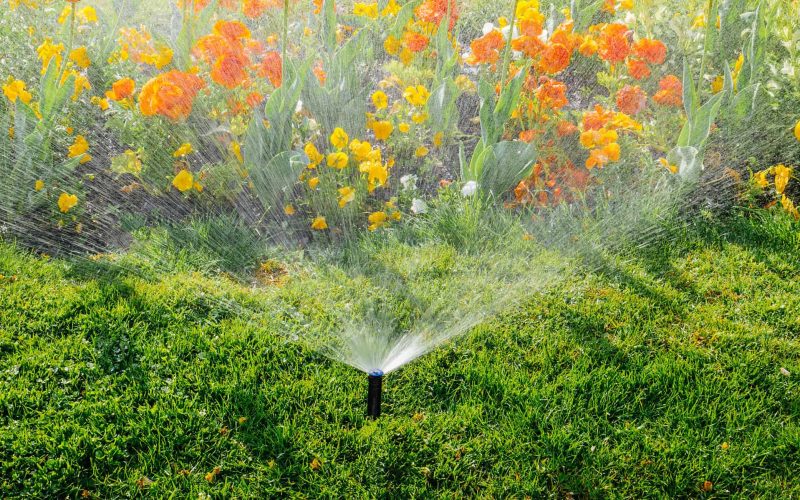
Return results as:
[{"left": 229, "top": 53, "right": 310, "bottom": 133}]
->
[
  {"left": 478, "top": 141, "right": 537, "bottom": 196},
  {"left": 249, "top": 151, "right": 306, "bottom": 211},
  {"left": 428, "top": 79, "right": 460, "bottom": 133}
]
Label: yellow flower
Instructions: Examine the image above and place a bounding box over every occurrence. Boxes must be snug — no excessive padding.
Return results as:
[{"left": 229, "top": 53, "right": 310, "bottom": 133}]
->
[
  {"left": 349, "top": 139, "right": 373, "bottom": 161},
  {"left": 353, "top": 2, "right": 379, "bottom": 18},
  {"left": 710, "top": 75, "right": 723, "bottom": 94},
  {"left": 330, "top": 127, "right": 349, "bottom": 149},
  {"left": 794, "top": 120, "right": 800, "bottom": 142},
  {"left": 69, "top": 46, "right": 91, "bottom": 69},
  {"left": 34, "top": 180, "right": 45, "bottom": 192},
  {"left": 172, "top": 169, "right": 194, "bottom": 192},
  {"left": 398, "top": 122, "right": 410, "bottom": 133},
  {"left": 231, "top": 141, "right": 244, "bottom": 163},
  {"left": 384, "top": 35, "right": 401, "bottom": 55},
  {"left": 773, "top": 164, "right": 792, "bottom": 195},
  {"left": 753, "top": 169, "right": 769, "bottom": 188},
  {"left": 368, "top": 211, "right": 388, "bottom": 231},
  {"left": 173, "top": 143, "right": 193, "bottom": 157},
  {"left": 58, "top": 193, "right": 78, "bottom": 213},
  {"left": 90, "top": 96, "right": 109, "bottom": 111},
  {"left": 371, "top": 90, "right": 388, "bottom": 110},
  {"left": 308, "top": 176, "right": 320, "bottom": 189},
  {"left": 79, "top": 6, "right": 98, "bottom": 24},
  {"left": 304, "top": 142, "right": 324, "bottom": 167},
  {"left": 62, "top": 70, "right": 91, "bottom": 101},
  {"left": 781, "top": 195, "right": 799, "bottom": 219},
  {"left": 2, "top": 77, "right": 32, "bottom": 104},
  {"left": 327, "top": 151, "right": 349, "bottom": 169},
  {"left": 284, "top": 204, "right": 296, "bottom": 215},
  {"left": 433, "top": 132, "right": 443, "bottom": 147},
  {"left": 366, "top": 161, "right": 388, "bottom": 192},
  {"left": 381, "top": 0, "right": 400, "bottom": 16},
  {"left": 311, "top": 216, "right": 328, "bottom": 230},
  {"left": 68, "top": 135, "right": 91, "bottom": 164},
  {"left": 338, "top": 186, "right": 356, "bottom": 207},
  {"left": 403, "top": 85, "right": 430, "bottom": 107},
  {"left": 658, "top": 158, "right": 678, "bottom": 174},
  {"left": 399, "top": 48, "right": 414, "bottom": 65},
  {"left": 415, "top": 146, "right": 429, "bottom": 157},
  {"left": 37, "top": 38, "right": 64, "bottom": 74},
  {"left": 412, "top": 112, "right": 428, "bottom": 124},
  {"left": 372, "top": 120, "right": 393, "bottom": 141}
]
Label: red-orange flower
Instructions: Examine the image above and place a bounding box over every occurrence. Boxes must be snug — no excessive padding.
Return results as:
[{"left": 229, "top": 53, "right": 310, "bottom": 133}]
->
[
  {"left": 653, "top": 74, "right": 683, "bottom": 107},
  {"left": 632, "top": 38, "right": 667, "bottom": 65},
  {"left": 257, "top": 51, "right": 282, "bottom": 87},
  {"left": 535, "top": 77, "right": 568, "bottom": 109},
  {"left": 243, "top": 0, "right": 281, "bottom": 18},
  {"left": 404, "top": 31, "right": 430, "bottom": 53},
  {"left": 615, "top": 84, "right": 647, "bottom": 115},
  {"left": 538, "top": 43, "right": 571, "bottom": 74},
  {"left": 106, "top": 77, "right": 135, "bottom": 101},
  {"left": 139, "top": 70, "right": 206, "bottom": 121},
  {"left": 582, "top": 104, "right": 616, "bottom": 131},
  {"left": 557, "top": 120, "right": 579, "bottom": 136},
  {"left": 414, "top": 0, "right": 458, "bottom": 31},
  {"left": 511, "top": 34, "right": 545, "bottom": 59},
  {"left": 467, "top": 30, "right": 505, "bottom": 65},
  {"left": 212, "top": 50, "right": 250, "bottom": 88},
  {"left": 213, "top": 20, "right": 251, "bottom": 41},
  {"left": 597, "top": 23, "right": 630, "bottom": 64},
  {"left": 626, "top": 57, "right": 651, "bottom": 80}
]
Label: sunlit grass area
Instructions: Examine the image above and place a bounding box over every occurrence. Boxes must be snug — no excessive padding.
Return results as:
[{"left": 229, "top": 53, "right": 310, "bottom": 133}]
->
[{"left": 2, "top": 210, "right": 798, "bottom": 497}]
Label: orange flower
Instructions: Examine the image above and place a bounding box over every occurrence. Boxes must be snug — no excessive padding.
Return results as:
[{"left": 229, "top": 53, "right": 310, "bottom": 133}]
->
[
  {"left": 213, "top": 20, "right": 252, "bottom": 41},
  {"left": 632, "top": 38, "right": 667, "bottom": 65},
  {"left": 535, "top": 77, "right": 568, "bottom": 109},
  {"left": 414, "top": 0, "right": 458, "bottom": 31},
  {"left": 582, "top": 104, "right": 616, "bottom": 131},
  {"left": 556, "top": 120, "right": 578, "bottom": 136},
  {"left": 597, "top": 23, "right": 630, "bottom": 64},
  {"left": 212, "top": 51, "right": 250, "bottom": 88},
  {"left": 243, "top": 0, "right": 281, "bottom": 18},
  {"left": 246, "top": 91, "right": 264, "bottom": 107},
  {"left": 615, "top": 85, "right": 647, "bottom": 115},
  {"left": 653, "top": 75, "right": 683, "bottom": 107},
  {"left": 403, "top": 31, "right": 429, "bottom": 53},
  {"left": 257, "top": 51, "right": 282, "bottom": 87},
  {"left": 466, "top": 30, "right": 505, "bottom": 65},
  {"left": 313, "top": 61, "right": 327, "bottom": 85},
  {"left": 139, "top": 70, "right": 206, "bottom": 121},
  {"left": 538, "top": 43, "right": 571, "bottom": 74},
  {"left": 511, "top": 34, "right": 545, "bottom": 59},
  {"left": 586, "top": 142, "right": 621, "bottom": 169},
  {"left": 106, "top": 77, "right": 135, "bottom": 101},
  {"left": 195, "top": 28, "right": 252, "bottom": 89},
  {"left": 626, "top": 57, "right": 650, "bottom": 80}
]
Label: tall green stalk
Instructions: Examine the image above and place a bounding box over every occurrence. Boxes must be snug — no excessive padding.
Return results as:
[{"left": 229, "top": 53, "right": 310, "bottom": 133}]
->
[
  {"left": 282, "top": 0, "right": 290, "bottom": 79},
  {"left": 499, "top": 0, "right": 521, "bottom": 88}
]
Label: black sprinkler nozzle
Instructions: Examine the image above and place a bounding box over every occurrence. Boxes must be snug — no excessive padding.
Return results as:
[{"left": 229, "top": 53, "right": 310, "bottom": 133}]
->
[{"left": 367, "top": 370, "right": 384, "bottom": 418}]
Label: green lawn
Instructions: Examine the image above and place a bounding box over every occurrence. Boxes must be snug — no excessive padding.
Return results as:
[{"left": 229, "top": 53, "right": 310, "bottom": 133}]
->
[{"left": 1, "top": 210, "right": 799, "bottom": 497}]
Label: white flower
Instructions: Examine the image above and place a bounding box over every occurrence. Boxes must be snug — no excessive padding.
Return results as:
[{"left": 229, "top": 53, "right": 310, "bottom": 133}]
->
[
  {"left": 295, "top": 100, "right": 304, "bottom": 113},
  {"left": 624, "top": 12, "right": 636, "bottom": 26},
  {"left": 461, "top": 181, "right": 477, "bottom": 197},
  {"left": 400, "top": 174, "right": 418, "bottom": 190},
  {"left": 482, "top": 22, "right": 495, "bottom": 35},
  {"left": 411, "top": 198, "right": 428, "bottom": 214}
]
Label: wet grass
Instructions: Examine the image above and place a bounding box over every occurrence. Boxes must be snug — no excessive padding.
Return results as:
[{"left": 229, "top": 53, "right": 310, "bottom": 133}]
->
[{"left": 1, "top": 209, "right": 799, "bottom": 497}]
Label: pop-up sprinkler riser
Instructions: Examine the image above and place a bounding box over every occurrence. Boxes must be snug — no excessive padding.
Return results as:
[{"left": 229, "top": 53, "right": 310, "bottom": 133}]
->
[{"left": 367, "top": 370, "right": 383, "bottom": 418}]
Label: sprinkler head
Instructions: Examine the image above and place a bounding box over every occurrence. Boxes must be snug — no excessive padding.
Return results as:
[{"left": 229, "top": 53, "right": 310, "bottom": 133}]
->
[{"left": 367, "top": 370, "right": 383, "bottom": 418}]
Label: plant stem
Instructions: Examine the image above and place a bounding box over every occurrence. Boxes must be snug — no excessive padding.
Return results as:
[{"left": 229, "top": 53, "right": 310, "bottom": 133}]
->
[
  {"left": 499, "top": 0, "right": 521, "bottom": 88},
  {"left": 282, "top": 0, "right": 290, "bottom": 77}
]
